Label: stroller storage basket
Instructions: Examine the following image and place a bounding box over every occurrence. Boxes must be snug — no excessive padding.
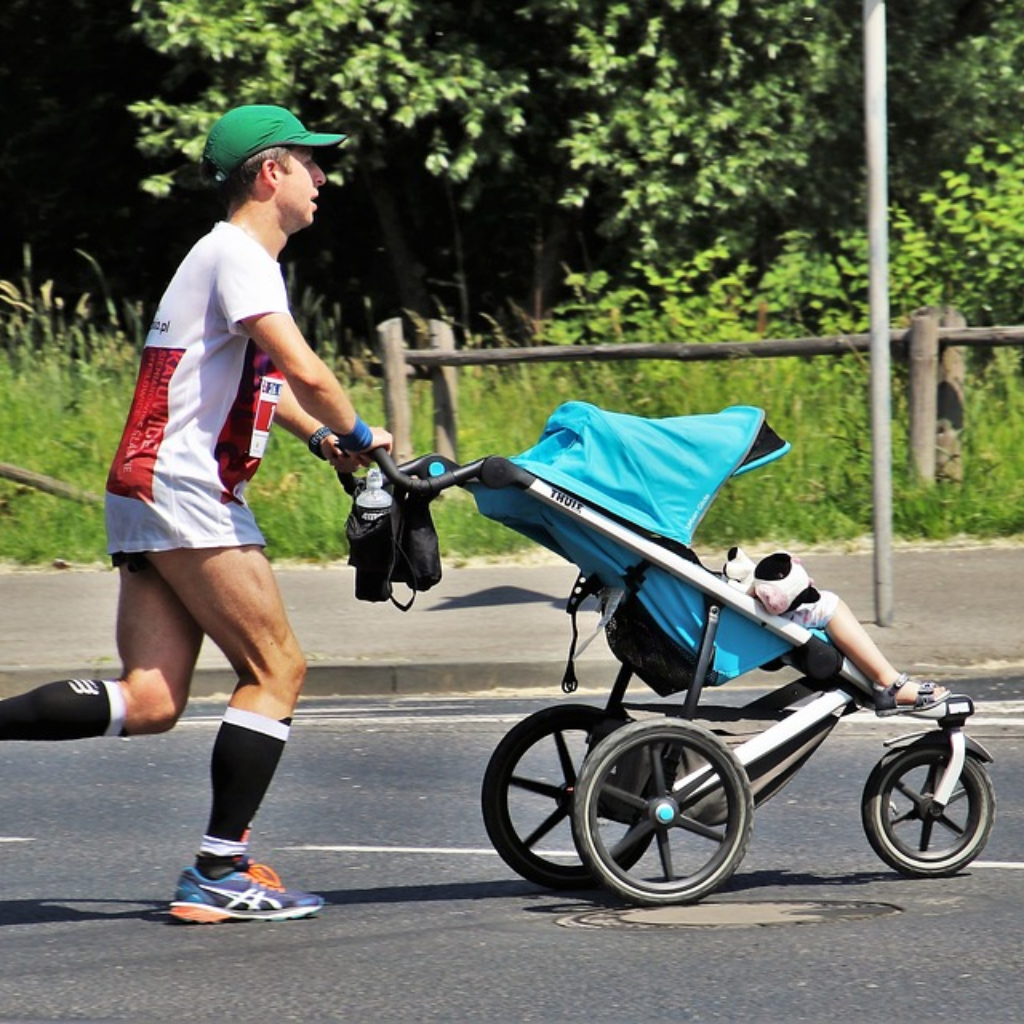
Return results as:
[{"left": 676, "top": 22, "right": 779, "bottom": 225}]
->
[{"left": 606, "top": 593, "right": 724, "bottom": 696}]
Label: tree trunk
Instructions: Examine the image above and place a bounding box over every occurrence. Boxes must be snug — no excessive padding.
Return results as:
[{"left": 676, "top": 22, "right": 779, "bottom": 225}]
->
[
  {"left": 361, "top": 166, "right": 431, "bottom": 328},
  {"left": 528, "top": 210, "right": 573, "bottom": 330}
]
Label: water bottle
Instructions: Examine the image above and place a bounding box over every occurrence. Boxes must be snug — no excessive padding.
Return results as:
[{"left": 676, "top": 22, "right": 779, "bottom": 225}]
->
[
  {"left": 356, "top": 466, "right": 393, "bottom": 516},
  {"left": 352, "top": 466, "right": 394, "bottom": 601}
]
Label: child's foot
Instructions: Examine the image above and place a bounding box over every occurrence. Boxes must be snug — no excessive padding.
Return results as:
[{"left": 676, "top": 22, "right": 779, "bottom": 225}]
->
[{"left": 874, "top": 673, "right": 949, "bottom": 717}]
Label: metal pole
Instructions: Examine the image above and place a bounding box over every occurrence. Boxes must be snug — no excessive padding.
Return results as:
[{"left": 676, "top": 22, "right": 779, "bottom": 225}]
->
[{"left": 864, "top": 0, "right": 893, "bottom": 626}]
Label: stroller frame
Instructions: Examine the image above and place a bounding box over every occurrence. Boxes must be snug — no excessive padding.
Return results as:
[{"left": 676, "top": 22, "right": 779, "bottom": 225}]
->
[
  {"left": 477, "top": 465, "right": 990, "bottom": 904},
  {"left": 528, "top": 467, "right": 975, "bottom": 808},
  {"left": 368, "top": 407, "right": 995, "bottom": 907}
]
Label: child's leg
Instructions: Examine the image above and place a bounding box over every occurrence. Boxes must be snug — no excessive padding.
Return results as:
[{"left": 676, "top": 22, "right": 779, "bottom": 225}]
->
[
  {"left": 824, "top": 600, "right": 948, "bottom": 707},
  {"left": 824, "top": 600, "right": 900, "bottom": 686}
]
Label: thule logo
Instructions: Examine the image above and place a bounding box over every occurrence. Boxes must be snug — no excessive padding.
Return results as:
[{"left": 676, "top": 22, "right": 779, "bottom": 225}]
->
[{"left": 551, "top": 489, "right": 583, "bottom": 513}]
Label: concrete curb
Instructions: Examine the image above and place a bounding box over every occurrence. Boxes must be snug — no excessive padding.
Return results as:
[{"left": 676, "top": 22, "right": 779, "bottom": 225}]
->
[{"left": 3, "top": 545, "right": 1024, "bottom": 700}]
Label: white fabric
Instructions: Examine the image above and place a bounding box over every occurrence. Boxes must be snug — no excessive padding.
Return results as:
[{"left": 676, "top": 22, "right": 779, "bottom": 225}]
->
[
  {"left": 781, "top": 588, "right": 841, "bottom": 631},
  {"left": 199, "top": 835, "right": 250, "bottom": 861},
  {"left": 222, "top": 705, "right": 291, "bottom": 742},
  {"left": 101, "top": 679, "right": 127, "bottom": 738},
  {"left": 105, "top": 222, "right": 289, "bottom": 552}
]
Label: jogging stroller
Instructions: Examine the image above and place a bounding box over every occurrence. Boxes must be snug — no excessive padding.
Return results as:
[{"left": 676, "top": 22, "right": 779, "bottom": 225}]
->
[{"left": 367, "top": 401, "right": 995, "bottom": 907}]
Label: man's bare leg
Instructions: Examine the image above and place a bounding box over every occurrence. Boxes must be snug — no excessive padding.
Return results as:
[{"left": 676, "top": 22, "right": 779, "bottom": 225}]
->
[
  {"left": 144, "top": 546, "right": 321, "bottom": 919},
  {"left": 0, "top": 559, "right": 201, "bottom": 741}
]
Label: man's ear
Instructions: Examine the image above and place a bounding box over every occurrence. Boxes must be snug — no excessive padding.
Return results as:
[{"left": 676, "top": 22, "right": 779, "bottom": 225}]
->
[{"left": 254, "top": 155, "right": 287, "bottom": 193}]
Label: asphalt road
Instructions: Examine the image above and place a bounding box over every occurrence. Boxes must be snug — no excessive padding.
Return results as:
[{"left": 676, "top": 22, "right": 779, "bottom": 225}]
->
[
  {"left": 1, "top": 692, "right": 1022, "bottom": 1024},
  {"left": 2, "top": 544, "right": 1023, "bottom": 1021}
]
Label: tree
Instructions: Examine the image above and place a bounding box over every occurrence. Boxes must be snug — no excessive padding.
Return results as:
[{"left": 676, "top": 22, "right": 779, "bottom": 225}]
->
[
  {"left": 129, "top": 0, "right": 534, "bottom": 326},
  {"left": 3, "top": 0, "right": 1021, "bottom": 339},
  {"left": 0, "top": 0, "right": 200, "bottom": 306}
]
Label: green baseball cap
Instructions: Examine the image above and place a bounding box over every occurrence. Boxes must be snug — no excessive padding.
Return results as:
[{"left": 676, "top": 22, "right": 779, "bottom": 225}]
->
[{"left": 202, "top": 104, "right": 346, "bottom": 182}]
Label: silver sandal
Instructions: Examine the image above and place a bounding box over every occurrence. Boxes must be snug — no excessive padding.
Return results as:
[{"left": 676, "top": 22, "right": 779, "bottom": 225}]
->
[{"left": 874, "top": 673, "right": 947, "bottom": 717}]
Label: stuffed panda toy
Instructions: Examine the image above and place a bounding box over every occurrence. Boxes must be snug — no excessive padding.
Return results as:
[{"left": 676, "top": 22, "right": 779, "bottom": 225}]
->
[{"left": 723, "top": 547, "right": 820, "bottom": 616}]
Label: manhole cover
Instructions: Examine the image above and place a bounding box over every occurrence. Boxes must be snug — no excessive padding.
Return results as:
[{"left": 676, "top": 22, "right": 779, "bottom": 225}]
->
[{"left": 558, "top": 900, "right": 901, "bottom": 930}]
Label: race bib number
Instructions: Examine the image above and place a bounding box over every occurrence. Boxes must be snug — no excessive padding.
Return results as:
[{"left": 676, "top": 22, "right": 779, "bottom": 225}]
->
[{"left": 249, "top": 374, "right": 284, "bottom": 458}]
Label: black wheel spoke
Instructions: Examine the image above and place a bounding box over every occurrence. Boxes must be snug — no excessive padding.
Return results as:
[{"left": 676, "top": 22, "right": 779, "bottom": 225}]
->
[
  {"left": 574, "top": 719, "right": 754, "bottom": 905},
  {"left": 610, "top": 819, "right": 654, "bottom": 859},
  {"left": 482, "top": 704, "right": 613, "bottom": 890},
  {"left": 675, "top": 813, "right": 727, "bottom": 843},
  {"left": 945, "top": 787, "right": 968, "bottom": 809},
  {"left": 553, "top": 730, "right": 577, "bottom": 787},
  {"left": 917, "top": 816, "right": 935, "bottom": 852},
  {"left": 647, "top": 742, "right": 669, "bottom": 795},
  {"left": 674, "top": 769, "right": 717, "bottom": 807},
  {"left": 656, "top": 828, "right": 676, "bottom": 881},
  {"left": 932, "top": 811, "right": 967, "bottom": 839},
  {"left": 508, "top": 773, "right": 563, "bottom": 800},
  {"left": 523, "top": 805, "right": 570, "bottom": 848},
  {"left": 890, "top": 804, "right": 920, "bottom": 825},
  {"left": 893, "top": 779, "right": 929, "bottom": 817},
  {"left": 599, "top": 782, "right": 647, "bottom": 814},
  {"left": 862, "top": 746, "right": 994, "bottom": 879}
]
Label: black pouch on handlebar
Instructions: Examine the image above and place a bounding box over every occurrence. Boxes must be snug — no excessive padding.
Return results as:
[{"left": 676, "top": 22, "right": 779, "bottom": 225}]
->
[
  {"left": 391, "top": 491, "right": 442, "bottom": 594},
  {"left": 345, "top": 479, "right": 442, "bottom": 610}
]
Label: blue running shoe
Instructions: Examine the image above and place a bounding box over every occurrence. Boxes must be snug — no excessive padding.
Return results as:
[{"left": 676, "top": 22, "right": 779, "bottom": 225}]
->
[{"left": 169, "top": 862, "right": 324, "bottom": 924}]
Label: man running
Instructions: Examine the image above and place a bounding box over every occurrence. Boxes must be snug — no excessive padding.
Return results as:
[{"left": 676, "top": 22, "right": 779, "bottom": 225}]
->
[{"left": 0, "top": 104, "right": 391, "bottom": 923}]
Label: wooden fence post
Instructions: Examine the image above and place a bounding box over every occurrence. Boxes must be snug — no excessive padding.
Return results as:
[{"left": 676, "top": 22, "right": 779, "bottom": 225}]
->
[
  {"left": 937, "top": 307, "right": 966, "bottom": 483},
  {"left": 908, "top": 307, "right": 939, "bottom": 483},
  {"left": 377, "top": 317, "right": 413, "bottom": 463},
  {"left": 429, "top": 319, "right": 458, "bottom": 461}
]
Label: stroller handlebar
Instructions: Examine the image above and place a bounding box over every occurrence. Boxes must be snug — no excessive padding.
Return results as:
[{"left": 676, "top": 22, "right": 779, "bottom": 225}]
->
[
  {"left": 339, "top": 448, "right": 537, "bottom": 498},
  {"left": 370, "top": 447, "right": 486, "bottom": 496}
]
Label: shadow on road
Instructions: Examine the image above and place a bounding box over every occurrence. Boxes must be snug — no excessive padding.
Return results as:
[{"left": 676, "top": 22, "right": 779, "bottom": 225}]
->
[{"left": 0, "top": 869, "right": 918, "bottom": 928}]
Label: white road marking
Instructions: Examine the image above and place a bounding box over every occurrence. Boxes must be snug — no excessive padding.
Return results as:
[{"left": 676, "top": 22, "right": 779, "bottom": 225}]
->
[
  {"left": 286, "top": 844, "right": 577, "bottom": 858},
  {"left": 183, "top": 712, "right": 526, "bottom": 728}
]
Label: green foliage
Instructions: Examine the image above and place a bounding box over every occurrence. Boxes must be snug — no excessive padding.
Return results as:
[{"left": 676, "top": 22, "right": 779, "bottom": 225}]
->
[
  {"left": 0, "top": 351, "right": 128, "bottom": 564},
  {"left": 552, "top": 1, "right": 849, "bottom": 254},
  {"left": 6, "top": 127, "right": 1024, "bottom": 566},
  {"left": 4, "top": 314, "right": 1023, "bottom": 569},
  {"left": 4, "top": 0, "right": 1024, "bottom": 331},
  {"left": 0, "top": 249, "right": 144, "bottom": 373},
  {"left": 894, "top": 138, "right": 1024, "bottom": 324},
  {"left": 538, "top": 242, "right": 760, "bottom": 346},
  {"left": 129, "top": 0, "right": 531, "bottom": 189},
  {"left": 117, "top": 0, "right": 1024, "bottom": 326},
  {"left": 536, "top": 127, "right": 1024, "bottom": 346}
]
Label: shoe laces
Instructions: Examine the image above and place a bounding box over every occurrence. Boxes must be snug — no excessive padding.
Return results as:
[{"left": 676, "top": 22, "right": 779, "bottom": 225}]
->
[{"left": 242, "top": 862, "right": 286, "bottom": 892}]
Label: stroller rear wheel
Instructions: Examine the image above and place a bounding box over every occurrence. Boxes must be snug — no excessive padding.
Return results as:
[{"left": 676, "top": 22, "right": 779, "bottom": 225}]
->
[
  {"left": 481, "top": 704, "right": 638, "bottom": 889},
  {"left": 573, "top": 717, "right": 754, "bottom": 906},
  {"left": 861, "top": 745, "right": 995, "bottom": 877}
]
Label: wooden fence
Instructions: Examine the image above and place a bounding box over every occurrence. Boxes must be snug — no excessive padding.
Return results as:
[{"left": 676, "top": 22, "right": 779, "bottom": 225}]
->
[
  {"left": 1, "top": 309, "right": 1020, "bottom": 503},
  {"left": 378, "top": 308, "right": 1024, "bottom": 482}
]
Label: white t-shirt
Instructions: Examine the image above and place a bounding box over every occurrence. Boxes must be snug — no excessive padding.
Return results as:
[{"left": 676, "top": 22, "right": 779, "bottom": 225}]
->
[{"left": 105, "top": 222, "right": 289, "bottom": 552}]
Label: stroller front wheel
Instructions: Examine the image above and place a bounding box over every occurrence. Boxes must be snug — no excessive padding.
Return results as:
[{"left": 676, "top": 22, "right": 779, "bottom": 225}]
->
[
  {"left": 861, "top": 745, "right": 995, "bottom": 877},
  {"left": 573, "top": 717, "right": 754, "bottom": 906}
]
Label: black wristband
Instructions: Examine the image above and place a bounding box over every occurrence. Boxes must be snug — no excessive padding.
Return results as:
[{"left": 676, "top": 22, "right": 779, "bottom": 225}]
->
[{"left": 308, "top": 426, "right": 335, "bottom": 460}]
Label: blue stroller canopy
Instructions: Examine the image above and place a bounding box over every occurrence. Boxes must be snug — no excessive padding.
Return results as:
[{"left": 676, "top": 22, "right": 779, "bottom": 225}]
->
[
  {"left": 494, "top": 401, "right": 788, "bottom": 548},
  {"left": 472, "top": 402, "right": 794, "bottom": 686}
]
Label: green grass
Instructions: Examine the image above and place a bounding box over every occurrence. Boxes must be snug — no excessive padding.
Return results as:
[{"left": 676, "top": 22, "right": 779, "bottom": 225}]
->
[{"left": 2, "top": 336, "right": 1024, "bottom": 568}]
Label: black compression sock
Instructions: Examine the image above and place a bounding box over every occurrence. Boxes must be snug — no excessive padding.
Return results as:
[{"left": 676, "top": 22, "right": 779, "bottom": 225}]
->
[
  {"left": 200, "top": 707, "right": 291, "bottom": 856},
  {"left": 0, "top": 679, "right": 126, "bottom": 740}
]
